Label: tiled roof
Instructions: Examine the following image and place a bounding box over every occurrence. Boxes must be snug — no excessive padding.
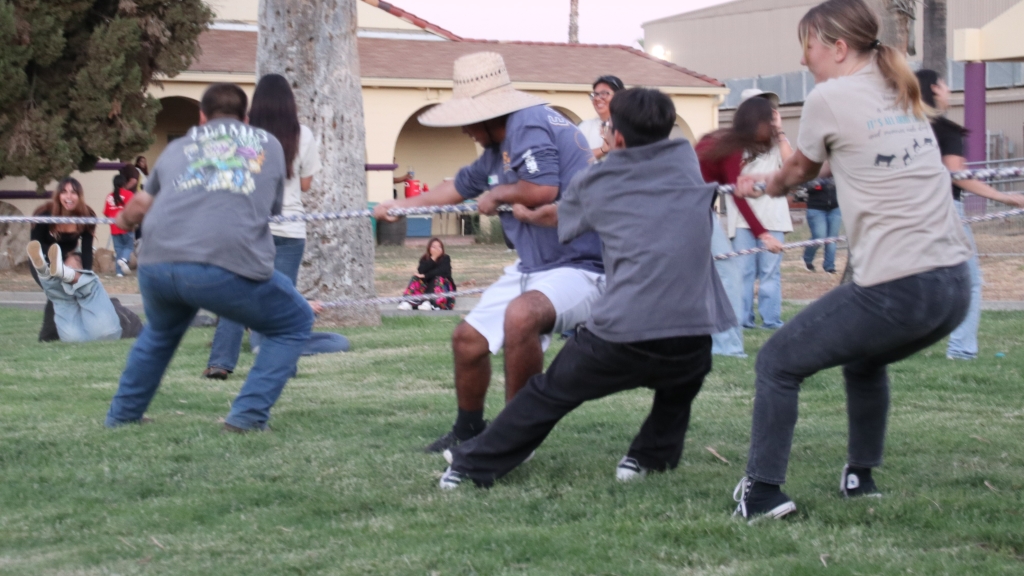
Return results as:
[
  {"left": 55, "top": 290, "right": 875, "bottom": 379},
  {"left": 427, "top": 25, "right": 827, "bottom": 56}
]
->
[
  {"left": 189, "top": 31, "right": 723, "bottom": 89},
  {"left": 363, "top": 0, "right": 463, "bottom": 41}
]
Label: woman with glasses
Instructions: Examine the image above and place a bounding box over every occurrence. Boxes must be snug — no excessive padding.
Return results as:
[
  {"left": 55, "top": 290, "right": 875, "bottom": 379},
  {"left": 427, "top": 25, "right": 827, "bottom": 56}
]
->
[{"left": 577, "top": 75, "right": 625, "bottom": 160}]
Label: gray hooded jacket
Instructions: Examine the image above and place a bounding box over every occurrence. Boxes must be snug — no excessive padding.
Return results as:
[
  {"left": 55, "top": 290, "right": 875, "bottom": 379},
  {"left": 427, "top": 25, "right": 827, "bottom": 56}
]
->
[{"left": 558, "top": 138, "right": 736, "bottom": 343}]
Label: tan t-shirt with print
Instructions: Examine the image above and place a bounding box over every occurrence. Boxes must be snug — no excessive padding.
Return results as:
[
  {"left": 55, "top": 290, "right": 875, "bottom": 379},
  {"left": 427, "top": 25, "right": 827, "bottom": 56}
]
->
[{"left": 797, "top": 61, "right": 971, "bottom": 287}]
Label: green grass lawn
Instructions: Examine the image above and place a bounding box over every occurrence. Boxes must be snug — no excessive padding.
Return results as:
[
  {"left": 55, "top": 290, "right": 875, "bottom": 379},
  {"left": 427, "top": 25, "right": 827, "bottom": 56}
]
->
[{"left": 1, "top": 305, "right": 1023, "bottom": 575}]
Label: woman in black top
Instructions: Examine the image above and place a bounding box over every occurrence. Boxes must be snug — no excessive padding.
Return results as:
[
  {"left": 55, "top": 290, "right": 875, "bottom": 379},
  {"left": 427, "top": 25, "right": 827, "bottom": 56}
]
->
[
  {"left": 917, "top": 69, "right": 1024, "bottom": 360},
  {"left": 29, "top": 177, "right": 97, "bottom": 341},
  {"left": 399, "top": 237, "right": 456, "bottom": 310},
  {"left": 30, "top": 177, "right": 97, "bottom": 272}
]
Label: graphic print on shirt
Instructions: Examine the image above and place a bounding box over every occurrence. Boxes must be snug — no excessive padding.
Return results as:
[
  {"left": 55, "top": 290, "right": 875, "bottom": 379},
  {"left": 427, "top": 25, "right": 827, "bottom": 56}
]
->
[
  {"left": 522, "top": 149, "right": 539, "bottom": 174},
  {"left": 175, "top": 124, "right": 269, "bottom": 194},
  {"left": 866, "top": 104, "right": 936, "bottom": 169}
]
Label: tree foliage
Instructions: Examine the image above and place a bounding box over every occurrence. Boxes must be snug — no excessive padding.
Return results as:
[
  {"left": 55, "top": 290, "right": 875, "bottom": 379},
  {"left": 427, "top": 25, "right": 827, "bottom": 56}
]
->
[{"left": 0, "top": 0, "right": 212, "bottom": 189}]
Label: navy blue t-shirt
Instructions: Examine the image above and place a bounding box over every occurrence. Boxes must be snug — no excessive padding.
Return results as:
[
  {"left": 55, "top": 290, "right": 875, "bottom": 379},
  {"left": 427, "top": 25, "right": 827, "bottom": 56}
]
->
[{"left": 454, "top": 105, "right": 604, "bottom": 274}]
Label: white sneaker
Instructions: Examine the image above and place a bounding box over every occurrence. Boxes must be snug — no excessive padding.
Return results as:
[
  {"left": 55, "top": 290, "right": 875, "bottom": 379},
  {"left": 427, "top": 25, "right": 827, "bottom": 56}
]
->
[
  {"left": 439, "top": 466, "right": 466, "bottom": 490},
  {"left": 615, "top": 456, "right": 648, "bottom": 482},
  {"left": 417, "top": 301, "right": 434, "bottom": 311},
  {"left": 117, "top": 258, "right": 131, "bottom": 276},
  {"left": 397, "top": 301, "right": 413, "bottom": 310},
  {"left": 444, "top": 448, "right": 534, "bottom": 465}
]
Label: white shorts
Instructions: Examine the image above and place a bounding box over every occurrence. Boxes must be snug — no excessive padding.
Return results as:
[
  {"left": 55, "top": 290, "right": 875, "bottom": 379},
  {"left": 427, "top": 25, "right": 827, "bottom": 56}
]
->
[{"left": 465, "top": 262, "right": 605, "bottom": 354}]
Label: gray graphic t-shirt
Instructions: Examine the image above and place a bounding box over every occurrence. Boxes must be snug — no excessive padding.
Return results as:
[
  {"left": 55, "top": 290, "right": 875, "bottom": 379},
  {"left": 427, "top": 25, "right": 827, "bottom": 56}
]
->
[{"left": 139, "top": 118, "right": 286, "bottom": 281}]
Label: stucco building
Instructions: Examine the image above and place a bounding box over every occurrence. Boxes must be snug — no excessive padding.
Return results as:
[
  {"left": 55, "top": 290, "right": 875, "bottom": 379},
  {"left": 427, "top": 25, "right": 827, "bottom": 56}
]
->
[
  {"left": 0, "top": 0, "right": 726, "bottom": 253},
  {"left": 644, "top": 0, "right": 1024, "bottom": 160}
]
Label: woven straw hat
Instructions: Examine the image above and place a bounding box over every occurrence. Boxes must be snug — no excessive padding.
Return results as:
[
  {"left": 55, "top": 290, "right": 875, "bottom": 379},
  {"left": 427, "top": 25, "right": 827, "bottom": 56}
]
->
[{"left": 418, "top": 52, "right": 547, "bottom": 127}]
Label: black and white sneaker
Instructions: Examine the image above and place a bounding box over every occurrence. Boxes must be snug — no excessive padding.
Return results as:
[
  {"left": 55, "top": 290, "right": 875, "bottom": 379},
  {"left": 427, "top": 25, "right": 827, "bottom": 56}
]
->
[
  {"left": 840, "top": 465, "right": 882, "bottom": 498},
  {"left": 804, "top": 262, "right": 816, "bottom": 272},
  {"left": 444, "top": 447, "right": 534, "bottom": 465},
  {"left": 732, "top": 477, "right": 797, "bottom": 521},
  {"left": 615, "top": 456, "right": 648, "bottom": 482},
  {"left": 439, "top": 466, "right": 466, "bottom": 490},
  {"left": 424, "top": 423, "right": 486, "bottom": 454}
]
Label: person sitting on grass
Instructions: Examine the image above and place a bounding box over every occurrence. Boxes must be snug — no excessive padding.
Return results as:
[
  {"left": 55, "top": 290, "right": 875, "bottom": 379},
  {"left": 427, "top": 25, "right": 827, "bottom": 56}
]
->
[
  {"left": 398, "top": 237, "right": 457, "bottom": 311},
  {"left": 26, "top": 241, "right": 141, "bottom": 342},
  {"left": 438, "top": 87, "right": 734, "bottom": 489}
]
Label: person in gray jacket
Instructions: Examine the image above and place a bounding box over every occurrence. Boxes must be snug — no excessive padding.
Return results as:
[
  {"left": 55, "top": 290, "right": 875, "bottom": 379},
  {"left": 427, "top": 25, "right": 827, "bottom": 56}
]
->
[{"left": 438, "top": 88, "right": 735, "bottom": 489}]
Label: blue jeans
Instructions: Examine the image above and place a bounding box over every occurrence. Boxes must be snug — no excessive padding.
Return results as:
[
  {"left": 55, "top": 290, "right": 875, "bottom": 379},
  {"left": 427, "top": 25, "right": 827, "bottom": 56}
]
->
[
  {"left": 733, "top": 228, "right": 784, "bottom": 329},
  {"left": 208, "top": 237, "right": 348, "bottom": 370},
  {"left": 39, "top": 272, "right": 122, "bottom": 342},
  {"left": 746, "top": 263, "right": 970, "bottom": 485},
  {"left": 111, "top": 233, "right": 134, "bottom": 264},
  {"left": 803, "top": 208, "right": 842, "bottom": 272},
  {"left": 710, "top": 216, "right": 746, "bottom": 357},
  {"left": 107, "top": 263, "right": 313, "bottom": 430},
  {"left": 947, "top": 201, "right": 982, "bottom": 359}
]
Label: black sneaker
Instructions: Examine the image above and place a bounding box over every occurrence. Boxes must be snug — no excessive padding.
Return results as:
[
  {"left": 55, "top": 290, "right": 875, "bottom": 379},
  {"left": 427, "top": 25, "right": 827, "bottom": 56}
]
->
[
  {"left": 804, "top": 262, "right": 815, "bottom": 272},
  {"left": 439, "top": 466, "right": 466, "bottom": 490},
  {"left": 423, "top": 423, "right": 485, "bottom": 453},
  {"left": 732, "top": 477, "right": 797, "bottom": 521},
  {"left": 840, "top": 465, "right": 882, "bottom": 498}
]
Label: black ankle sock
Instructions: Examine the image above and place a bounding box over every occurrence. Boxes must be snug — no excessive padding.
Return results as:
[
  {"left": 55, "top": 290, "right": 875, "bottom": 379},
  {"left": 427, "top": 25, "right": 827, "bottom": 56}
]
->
[
  {"left": 848, "top": 466, "right": 872, "bottom": 481},
  {"left": 454, "top": 409, "right": 485, "bottom": 440},
  {"left": 749, "top": 481, "right": 782, "bottom": 498}
]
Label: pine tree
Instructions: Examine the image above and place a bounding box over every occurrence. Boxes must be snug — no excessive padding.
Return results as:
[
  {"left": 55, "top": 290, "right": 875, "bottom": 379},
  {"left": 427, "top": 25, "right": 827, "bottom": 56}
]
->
[{"left": 0, "top": 0, "right": 212, "bottom": 189}]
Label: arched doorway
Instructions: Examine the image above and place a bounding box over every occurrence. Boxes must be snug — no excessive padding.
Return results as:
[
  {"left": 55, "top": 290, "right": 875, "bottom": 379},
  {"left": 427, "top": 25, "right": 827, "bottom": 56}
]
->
[
  {"left": 144, "top": 97, "right": 201, "bottom": 164},
  {"left": 551, "top": 106, "right": 582, "bottom": 124},
  {"left": 670, "top": 115, "right": 696, "bottom": 144},
  {"left": 393, "top": 104, "right": 480, "bottom": 236}
]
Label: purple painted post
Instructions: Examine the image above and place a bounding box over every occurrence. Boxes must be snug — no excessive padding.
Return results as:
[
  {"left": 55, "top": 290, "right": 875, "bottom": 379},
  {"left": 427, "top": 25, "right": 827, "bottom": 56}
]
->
[
  {"left": 963, "top": 62, "right": 987, "bottom": 215},
  {"left": 963, "top": 62, "right": 987, "bottom": 162}
]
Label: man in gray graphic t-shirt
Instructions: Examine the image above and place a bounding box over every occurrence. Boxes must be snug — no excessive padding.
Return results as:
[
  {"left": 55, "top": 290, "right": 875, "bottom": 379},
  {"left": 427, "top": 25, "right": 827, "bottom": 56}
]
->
[{"left": 105, "top": 83, "right": 314, "bottom": 433}]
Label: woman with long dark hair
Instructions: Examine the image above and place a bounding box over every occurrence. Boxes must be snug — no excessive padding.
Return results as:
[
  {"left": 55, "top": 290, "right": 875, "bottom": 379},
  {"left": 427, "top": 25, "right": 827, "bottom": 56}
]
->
[
  {"left": 205, "top": 73, "right": 348, "bottom": 380},
  {"left": 398, "top": 237, "right": 457, "bottom": 311},
  {"left": 915, "top": 69, "right": 1024, "bottom": 360},
  {"left": 695, "top": 96, "right": 782, "bottom": 357},
  {"left": 731, "top": 0, "right": 973, "bottom": 520}
]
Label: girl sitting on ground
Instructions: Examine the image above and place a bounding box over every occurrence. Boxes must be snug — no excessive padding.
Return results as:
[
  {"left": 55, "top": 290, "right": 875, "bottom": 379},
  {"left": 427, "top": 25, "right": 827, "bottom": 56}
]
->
[
  {"left": 30, "top": 178, "right": 97, "bottom": 341},
  {"left": 398, "top": 238, "right": 456, "bottom": 311}
]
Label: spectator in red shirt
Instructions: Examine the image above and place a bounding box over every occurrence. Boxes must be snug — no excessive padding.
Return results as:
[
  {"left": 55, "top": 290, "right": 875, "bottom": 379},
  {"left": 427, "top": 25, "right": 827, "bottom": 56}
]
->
[
  {"left": 103, "top": 174, "right": 135, "bottom": 277},
  {"left": 695, "top": 113, "right": 782, "bottom": 357}
]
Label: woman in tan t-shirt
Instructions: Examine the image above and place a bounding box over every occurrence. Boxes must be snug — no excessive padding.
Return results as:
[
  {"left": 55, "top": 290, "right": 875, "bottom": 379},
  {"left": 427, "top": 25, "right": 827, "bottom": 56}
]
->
[{"left": 729, "top": 0, "right": 973, "bottom": 521}]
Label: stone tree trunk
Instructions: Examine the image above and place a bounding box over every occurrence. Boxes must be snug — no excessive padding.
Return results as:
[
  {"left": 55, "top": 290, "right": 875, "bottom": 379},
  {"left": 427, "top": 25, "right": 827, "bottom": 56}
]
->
[
  {"left": 257, "top": 0, "right": 379, "bottom": 326},
  {"left": 874, "top": 0, "right": 916, "bottom": 56},
  {"left": 569, "top": 0, "right": 579, "bottom": 44},
  {"left": 922, "top": 0, "right": 947, "bottom": 75}
]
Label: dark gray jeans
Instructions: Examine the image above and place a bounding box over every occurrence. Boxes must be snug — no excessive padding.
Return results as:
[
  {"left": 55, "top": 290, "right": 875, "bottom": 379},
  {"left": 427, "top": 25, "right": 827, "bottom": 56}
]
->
[
  {"left": 451, "top": 327, "right": 713, "bottom": 487},
  {"left": 746, "top": 263, "right": 971, "bottom": 485}
]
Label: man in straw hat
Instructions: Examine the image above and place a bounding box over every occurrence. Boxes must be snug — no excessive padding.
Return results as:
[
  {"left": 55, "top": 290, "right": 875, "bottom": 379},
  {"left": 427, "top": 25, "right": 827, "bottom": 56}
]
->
[{"left": 374, "top": 52, "right": 604, "bottom": 454}]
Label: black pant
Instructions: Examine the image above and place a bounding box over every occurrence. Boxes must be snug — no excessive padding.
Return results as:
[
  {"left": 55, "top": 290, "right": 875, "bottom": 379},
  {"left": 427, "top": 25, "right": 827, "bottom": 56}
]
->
[
  {"left": 745, "top": 262, "right": 970, "bottom": 485},
  {"left": 451, "top": 328, "right": 713, "bottom": 486}
]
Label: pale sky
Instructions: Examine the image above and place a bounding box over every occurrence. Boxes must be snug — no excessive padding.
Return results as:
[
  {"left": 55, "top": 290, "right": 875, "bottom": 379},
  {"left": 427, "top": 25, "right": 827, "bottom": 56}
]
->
[{"left": 391, "top": 1, "right": 735, "bottom": 48}]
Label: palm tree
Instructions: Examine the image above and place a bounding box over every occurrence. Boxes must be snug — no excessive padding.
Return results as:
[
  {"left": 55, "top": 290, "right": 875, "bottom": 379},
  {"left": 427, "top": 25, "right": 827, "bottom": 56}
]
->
[
  {"left": 569, "top": 0, "right": 579, "bottom": 44},
  {"left": 922, "top": 0, "right": 947, "bottom": 74},
  {"left": 257, "top": 0, "right": 379, "bottom": 326}
]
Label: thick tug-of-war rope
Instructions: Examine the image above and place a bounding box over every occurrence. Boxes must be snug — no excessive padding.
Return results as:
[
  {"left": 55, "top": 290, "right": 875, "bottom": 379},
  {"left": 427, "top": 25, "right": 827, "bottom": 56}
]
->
[{"left": 2, "top": 168, "right": 1021, "bottom": 226}]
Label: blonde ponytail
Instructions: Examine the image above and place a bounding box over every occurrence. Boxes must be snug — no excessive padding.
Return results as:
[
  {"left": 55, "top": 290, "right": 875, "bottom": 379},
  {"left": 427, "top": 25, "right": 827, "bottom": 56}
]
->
[{"left": 799, "top": 0, "right": 927, "bottom": 119}]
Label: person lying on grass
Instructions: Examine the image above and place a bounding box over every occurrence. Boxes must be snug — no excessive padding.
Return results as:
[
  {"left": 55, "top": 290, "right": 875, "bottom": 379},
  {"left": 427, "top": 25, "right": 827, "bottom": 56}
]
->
[
  {"left": 438, "top": 87, "right": 735, "bottom": 489},
  {"left": 26, "top": 241, "right": 142, "bottom": 342}
]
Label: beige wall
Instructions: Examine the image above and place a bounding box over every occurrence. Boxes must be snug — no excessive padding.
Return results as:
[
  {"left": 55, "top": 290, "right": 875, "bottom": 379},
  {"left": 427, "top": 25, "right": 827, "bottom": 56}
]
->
[
  {"left": 206, "top": 0, "right": 258, "bottom": 23},
  {"left": 645, "top": 0, "right": 1023, "bottom": 81}
]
